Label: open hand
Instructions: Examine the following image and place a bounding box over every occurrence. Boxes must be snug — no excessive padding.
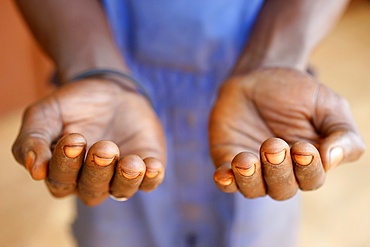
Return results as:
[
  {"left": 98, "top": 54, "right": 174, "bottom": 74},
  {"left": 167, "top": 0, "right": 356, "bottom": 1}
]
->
[
  {"left": 209, "top": 68, "right": 365, "bottom": 200},
  {"left": 12, "top": 78, "right": 166, "bottom": 206}
]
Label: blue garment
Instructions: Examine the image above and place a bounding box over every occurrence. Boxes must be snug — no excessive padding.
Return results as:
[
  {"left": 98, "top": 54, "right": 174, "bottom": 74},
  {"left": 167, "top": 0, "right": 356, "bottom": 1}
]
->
[{"left": 73, "top": 1, "right": 300, "bottom": 246}]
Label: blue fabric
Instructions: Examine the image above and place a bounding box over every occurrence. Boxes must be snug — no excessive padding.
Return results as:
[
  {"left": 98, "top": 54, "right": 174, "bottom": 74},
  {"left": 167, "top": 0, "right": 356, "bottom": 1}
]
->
[{"left": 73, "top": 1, "right": 301, "bottom": 246}]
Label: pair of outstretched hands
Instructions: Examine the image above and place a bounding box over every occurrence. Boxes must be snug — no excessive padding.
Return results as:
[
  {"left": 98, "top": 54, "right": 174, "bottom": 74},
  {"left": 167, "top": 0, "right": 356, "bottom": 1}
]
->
[{"left": 12, "top": 68, "right": 365, "bottom": 206}]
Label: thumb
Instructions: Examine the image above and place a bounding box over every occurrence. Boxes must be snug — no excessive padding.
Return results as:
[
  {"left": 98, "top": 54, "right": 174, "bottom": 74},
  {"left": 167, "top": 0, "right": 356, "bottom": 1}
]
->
[
  {"left": 319, "top": 130, "right": 365, "bottom": 171},
  {"left": 315, "top": 85, "right": 366, "bottom": 171},
  {"left": 12, "top": 98, "right": 63, "bottom": 180}
]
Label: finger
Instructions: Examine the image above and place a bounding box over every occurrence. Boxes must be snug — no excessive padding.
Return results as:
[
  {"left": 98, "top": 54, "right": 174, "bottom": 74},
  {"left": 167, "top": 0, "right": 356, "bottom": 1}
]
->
[
  {"left": 139, "top": 157, "right": 165, "bottom": 192},
  {"left": 260, "top": 138, "right": 298, "bottom": 201},
  {"left": 213, "top": 163, "right": 238, "bottom": 193},
  {"left": 78, "top": 141, "right": 119, "bottom": 206},
  {"left": 231, "top": 152, "right": 266, "bottom": 198},
  {"left": 314, "top": 85, "right": 366, "bottom": 171},
  {"left": 319, "top": 130, "right": 366, "bottom": 171},
  {"left": 110, "top": 155, "right": 146, "bottom": 200},
  {"left": 12, "top": 101, "right": 63, "bottom": 180},
  {"left": 45, "top": 133, "right": 86, "bottom": 197},
  {"left": 291, "top": 142, "right": 325, "bottom": 191}
]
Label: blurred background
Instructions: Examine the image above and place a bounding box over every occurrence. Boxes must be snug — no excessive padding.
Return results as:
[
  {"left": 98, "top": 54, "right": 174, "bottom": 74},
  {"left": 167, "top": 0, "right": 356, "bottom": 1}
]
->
[{"left": 0, "top": 0, "right": 369, "bottom": 246}]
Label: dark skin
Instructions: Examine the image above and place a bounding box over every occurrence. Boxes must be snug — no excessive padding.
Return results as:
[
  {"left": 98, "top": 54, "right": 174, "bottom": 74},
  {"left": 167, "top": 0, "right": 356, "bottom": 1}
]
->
[
  {"left": 13, "top": 78, "right": 166, "bottom": 205},
  {"left": 12, "top": 0, "right": 365, "bottom": 206},
  {"left": 209, "top": 0, "right": 365, "bottom": 199},
  {"left": 210, "top": 68, "right": 364, "bottom": 200}
]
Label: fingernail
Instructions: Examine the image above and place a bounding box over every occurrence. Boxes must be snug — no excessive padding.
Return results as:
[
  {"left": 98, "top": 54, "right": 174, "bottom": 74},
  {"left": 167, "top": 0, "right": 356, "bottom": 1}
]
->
[
  {"left": 265, "top": 150, "right": 285, "bottom": 165},
  {"left": 25, "top": 150, "right": 36, "bottom": 172},
  {"left": 64, "top": 145, "right": 84, "bottom": 158},
  {"left": 121, "top": 169, "right": 141, "bottom": 179},
  {"left": 145, "top": 169, "right": 159, "bottom": 178},
  {"left": 329, "top": 147, "right": 344, "bottom": 169},
  {"left": 293, "top": 154, "right": 313, "bottom": 166},
  {"left": 235, "top": 164, "right": 255, "bottom": 177},
  {"left": 215, "top": 177, "right": 233, "bottom": 186},
  {"left": 93, "top": 154, "right": 115, "bottom": 166},
  {"left": 110, "top": 195, "right": 128, "bottom": 202}
]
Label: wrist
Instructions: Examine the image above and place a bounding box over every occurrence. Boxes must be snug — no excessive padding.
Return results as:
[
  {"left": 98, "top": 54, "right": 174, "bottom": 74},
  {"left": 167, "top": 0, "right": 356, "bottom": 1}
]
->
[
  {"left": 66, "top": 68, "right": 152, "bottom": 105},
  {"left": 56, "top": 42, "right": 129, "bottom": 83},
  {"left": 232, "top": 46, "right": 309, "bottom": 76},
  {"left": 231, "top": 23, "right": 311, "bottom": 76},
  {"left": 231, "top": 0, "right": 343, "bottom": 77}
]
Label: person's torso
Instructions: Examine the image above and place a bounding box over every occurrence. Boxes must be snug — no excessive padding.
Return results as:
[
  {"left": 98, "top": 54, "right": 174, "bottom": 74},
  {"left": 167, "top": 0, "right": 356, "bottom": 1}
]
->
[{"left": 103, "top": 0, "right": 264, "bottom": 74}]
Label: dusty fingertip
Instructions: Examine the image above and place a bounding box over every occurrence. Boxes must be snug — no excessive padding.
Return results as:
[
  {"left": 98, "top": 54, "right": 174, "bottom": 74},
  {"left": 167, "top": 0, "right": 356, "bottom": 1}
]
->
[
  {"left": 261, "top": 138, "right": 289, "bottom": 165},
  {"left": 118, "top": 155, "right": 146, "bottom": 179},
  {"left": 214, "top": 165, "right": 238, "bottom": 193},
  {"left": 144, "top": 157, "right": 163, "bottom": 179},
  {"left": 232, "top": 152, "right": 258, "bottom": 177},
  {"left": 214, "top": 168, "right": 234, "bottom": 186},
  {"left": 89, "top": 141, "right": 120, "bottom": 165}
]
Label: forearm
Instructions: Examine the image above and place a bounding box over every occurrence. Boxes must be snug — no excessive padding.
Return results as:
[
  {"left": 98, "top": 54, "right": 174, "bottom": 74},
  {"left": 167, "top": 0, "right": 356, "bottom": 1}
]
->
[
  {"left": 232, "top": 0, "right": 349, "bottom": 75},
  {"left": 15, "top": 0, "right": 127, "bottom": 82}
]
